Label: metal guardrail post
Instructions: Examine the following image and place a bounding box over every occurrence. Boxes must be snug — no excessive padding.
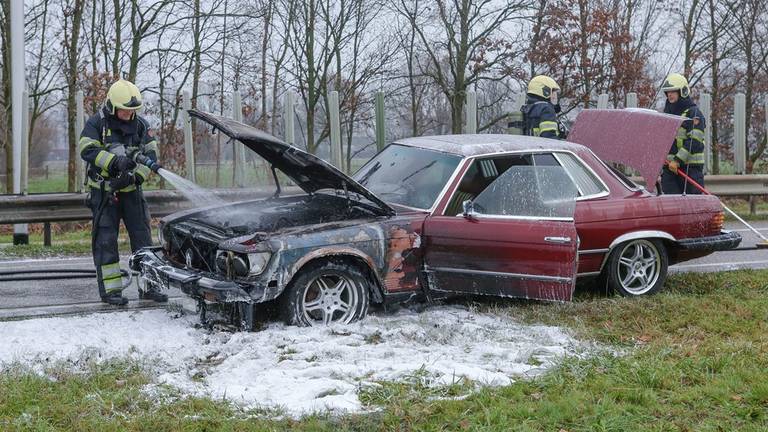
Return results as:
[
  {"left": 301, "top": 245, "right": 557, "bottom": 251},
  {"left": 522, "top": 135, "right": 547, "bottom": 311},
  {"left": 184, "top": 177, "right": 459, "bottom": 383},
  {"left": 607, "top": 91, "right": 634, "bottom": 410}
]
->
[
  {"left": 375, "top": 91, "right": 385, "bottom": 151},
  {"left": 43, "top": 222, "right": 51, "bottom": 247},
  {"left": 700, "top": 93, "right": 712, "bottom": 174},
  {"left": 75, "top": 90, "right": 85, "bottom": 193},
  {"left": 734, "top": 93, "right": 746, "bottom": 174},
  {"left": 625, "top": 92, "right": 638, "bottom": 108},
  {"left": 328, "top": 91, "right": 342, "bottom": 169},
  {"left": 232, "top": 90, "right": 246, "bottom": 187},
  {"left": 465, "top": 91, "right": 477, "bottom": 134},
  {"left": 597, "top": 93, "right": 609, "bottom": 109},
  {"left": 182, "top": 90, "right": 196, "bottom": 183}
]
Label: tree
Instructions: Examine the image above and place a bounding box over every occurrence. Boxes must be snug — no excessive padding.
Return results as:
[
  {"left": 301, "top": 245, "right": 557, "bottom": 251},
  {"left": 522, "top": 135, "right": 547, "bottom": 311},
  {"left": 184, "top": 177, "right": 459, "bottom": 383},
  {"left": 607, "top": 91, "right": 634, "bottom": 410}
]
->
[{"left": 62, "top": 0, "right": 85, "bottom": 192}]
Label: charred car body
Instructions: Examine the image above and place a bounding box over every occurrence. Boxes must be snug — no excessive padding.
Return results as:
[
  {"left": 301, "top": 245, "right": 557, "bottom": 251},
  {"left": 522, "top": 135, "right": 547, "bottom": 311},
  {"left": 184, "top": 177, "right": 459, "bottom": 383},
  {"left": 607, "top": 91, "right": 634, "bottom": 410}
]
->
[{"left": 130, "top": 110, "right": 741, "bottom": 329}]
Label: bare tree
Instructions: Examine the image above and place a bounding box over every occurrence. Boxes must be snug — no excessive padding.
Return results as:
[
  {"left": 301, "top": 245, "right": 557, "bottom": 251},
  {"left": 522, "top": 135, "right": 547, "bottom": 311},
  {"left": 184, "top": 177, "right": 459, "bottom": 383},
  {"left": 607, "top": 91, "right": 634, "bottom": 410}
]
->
[{"left": 62, "top": 0, "right": 85, "bottom": 192}]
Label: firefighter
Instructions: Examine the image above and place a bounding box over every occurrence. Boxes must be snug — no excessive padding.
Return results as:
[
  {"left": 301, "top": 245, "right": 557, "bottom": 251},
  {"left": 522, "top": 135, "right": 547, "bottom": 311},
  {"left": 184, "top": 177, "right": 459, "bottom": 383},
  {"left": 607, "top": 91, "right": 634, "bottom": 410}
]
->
[
  {"left": 660, "top": 73, "right": 706, "bottom": 194},
  {"left": 521, "top": 75, "right": 563, "bottom": 139},
  {"left": 79, "top": 79, "right": 167, "bottom": 305}
]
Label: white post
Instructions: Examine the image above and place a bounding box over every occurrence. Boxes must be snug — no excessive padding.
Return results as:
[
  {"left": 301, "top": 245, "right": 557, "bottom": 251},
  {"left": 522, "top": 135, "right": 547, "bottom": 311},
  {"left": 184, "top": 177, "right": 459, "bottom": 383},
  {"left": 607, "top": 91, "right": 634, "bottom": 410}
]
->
[
  {"left": 465, "top": 91, "right": 477, "bottom": 134},
  {"left": 597, "top": 93, "right": 609, "bottom": 109},
  {"left": 699, "top": 93, "right": 712, "bottom": 174},
  {"left": 11, "top": 0, "right": 27, "bottom": 244},
  {"left": 284, "top": 91, "right": 295, "bottom": 145},
  {"left": 328, "top": 91, "right": 342, "bottom": 169},
  {"left": 734, "top": 93, "right": 746, "bottom": 174},
  {"left": 75, "top": 90, "right": 85, "bottom": 192},
  {"left": 182, "top": 90, "right": 196, "bottom": 182},
  {"left": 625, "top": 92, "right": 638, "bottom": 108},
  {"left": 232, "top": 90, "right": 246, "bottom": 187}
]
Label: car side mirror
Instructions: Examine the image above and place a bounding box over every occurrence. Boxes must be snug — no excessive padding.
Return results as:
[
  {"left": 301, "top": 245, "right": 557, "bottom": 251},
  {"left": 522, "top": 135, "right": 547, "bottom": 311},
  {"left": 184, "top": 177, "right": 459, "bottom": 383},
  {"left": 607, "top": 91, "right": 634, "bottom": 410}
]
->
[{"left": 462, "top": 200, "right": 477, "bottom": 220}]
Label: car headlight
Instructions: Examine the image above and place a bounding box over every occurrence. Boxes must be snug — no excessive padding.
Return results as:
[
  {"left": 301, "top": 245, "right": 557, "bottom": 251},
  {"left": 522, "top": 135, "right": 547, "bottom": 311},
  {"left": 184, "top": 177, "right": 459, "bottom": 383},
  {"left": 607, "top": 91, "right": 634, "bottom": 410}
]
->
[{"left": 248, "top": 252, "right": 271, "bottom": 275}]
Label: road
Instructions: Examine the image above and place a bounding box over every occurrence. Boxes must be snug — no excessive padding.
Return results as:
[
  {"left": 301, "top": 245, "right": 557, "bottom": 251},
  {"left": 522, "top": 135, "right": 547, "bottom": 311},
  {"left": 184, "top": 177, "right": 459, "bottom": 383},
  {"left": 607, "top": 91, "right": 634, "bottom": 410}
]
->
[{"left": 1, "top": 221, "right": 767, "bottom": 320}]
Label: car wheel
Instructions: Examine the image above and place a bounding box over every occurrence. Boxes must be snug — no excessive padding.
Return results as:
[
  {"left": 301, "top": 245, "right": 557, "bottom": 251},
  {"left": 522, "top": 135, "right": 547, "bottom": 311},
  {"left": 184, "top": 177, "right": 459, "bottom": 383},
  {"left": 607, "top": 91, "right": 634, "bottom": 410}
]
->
[
  {"left": 282, "top": 260, "right": 370, "bottom": 326},
  {"left": 605, "top": 239, "right": 668, "bottom": 297}
]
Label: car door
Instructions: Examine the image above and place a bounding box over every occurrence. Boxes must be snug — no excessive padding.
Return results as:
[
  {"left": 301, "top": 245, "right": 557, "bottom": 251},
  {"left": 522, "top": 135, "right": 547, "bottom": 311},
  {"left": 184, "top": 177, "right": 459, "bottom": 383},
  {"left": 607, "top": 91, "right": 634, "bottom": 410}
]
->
[{"left": 423, "top": 164, "right": 579, "bottom": 301}]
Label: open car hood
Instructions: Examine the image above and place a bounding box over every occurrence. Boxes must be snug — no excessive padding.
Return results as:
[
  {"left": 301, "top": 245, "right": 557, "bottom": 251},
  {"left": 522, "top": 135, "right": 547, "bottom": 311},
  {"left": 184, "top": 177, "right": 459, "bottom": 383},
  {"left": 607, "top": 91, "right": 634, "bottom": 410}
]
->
[
  {"left": 568, "top": 109, "right": 686, "bottom": 192},
  {"left": 189, "top": 110, "right": 395, "bottom": 216}
]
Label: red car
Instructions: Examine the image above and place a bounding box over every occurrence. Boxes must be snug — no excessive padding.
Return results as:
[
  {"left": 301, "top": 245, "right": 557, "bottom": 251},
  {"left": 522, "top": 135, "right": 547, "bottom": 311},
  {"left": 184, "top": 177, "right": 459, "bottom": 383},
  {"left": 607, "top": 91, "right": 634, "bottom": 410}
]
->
[{"left": 130, "top": 110, "right": 740, "bottom": 328}]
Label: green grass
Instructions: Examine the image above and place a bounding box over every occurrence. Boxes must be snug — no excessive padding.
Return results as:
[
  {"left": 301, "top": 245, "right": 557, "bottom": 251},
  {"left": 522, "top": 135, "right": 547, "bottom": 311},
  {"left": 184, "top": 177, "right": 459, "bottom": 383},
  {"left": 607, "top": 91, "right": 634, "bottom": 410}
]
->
[
  {"left": 0, "top": 226, "right": 137, "bottom": 258},
  {"left": 1, "top": 270, "right": 767, "bottom": 430}
]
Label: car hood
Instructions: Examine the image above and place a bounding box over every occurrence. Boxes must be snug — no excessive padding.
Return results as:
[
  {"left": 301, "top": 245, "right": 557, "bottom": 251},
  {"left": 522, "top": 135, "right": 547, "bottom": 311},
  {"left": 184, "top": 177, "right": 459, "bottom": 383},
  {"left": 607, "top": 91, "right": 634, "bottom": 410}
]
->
[
  {"left": 568, "top": 108, "right": 685, "bottom": 193},
  {"left": 189, "top": 110, "right": 394, "bottom": 216}
]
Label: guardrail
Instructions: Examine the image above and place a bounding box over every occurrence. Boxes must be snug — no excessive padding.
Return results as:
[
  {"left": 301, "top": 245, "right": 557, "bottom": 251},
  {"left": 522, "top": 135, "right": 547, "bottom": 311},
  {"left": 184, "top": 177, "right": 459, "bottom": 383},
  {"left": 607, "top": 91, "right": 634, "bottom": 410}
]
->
[
  {"left": 0, "top": 175, "right": 766, "bottom": 227},
  {"left": 629, "top": 174, "right": 768, "bottom": 196},
  {"left": 0, "top": 187, "right": 296, "bottom": 225}
]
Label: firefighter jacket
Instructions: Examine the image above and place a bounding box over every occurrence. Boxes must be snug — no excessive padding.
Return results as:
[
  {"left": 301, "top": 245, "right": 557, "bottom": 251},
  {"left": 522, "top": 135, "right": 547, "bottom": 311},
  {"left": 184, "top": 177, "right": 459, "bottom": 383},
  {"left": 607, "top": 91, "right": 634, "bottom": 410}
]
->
[
  {"left": 521, "top": 95, "right": 560, "bottom": 139},
  {"left": 79, "top": 107, "right": 159, "bottom": 192},
  {"left": 664, "top": 98, "right": 706, "bottom": 166}
]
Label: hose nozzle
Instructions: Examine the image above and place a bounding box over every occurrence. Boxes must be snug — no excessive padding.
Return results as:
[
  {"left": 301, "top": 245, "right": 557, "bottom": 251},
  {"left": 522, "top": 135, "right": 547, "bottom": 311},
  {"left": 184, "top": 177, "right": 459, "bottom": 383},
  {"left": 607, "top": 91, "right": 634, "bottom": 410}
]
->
[{"left": 133, "top": 153, "right": 163, "bottom": 173}]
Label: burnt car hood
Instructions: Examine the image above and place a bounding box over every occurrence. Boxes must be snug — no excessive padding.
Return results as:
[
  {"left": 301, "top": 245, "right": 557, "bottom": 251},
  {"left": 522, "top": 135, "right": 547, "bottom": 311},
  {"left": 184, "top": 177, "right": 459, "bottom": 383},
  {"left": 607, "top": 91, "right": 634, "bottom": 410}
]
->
[
  {"left": 189, "top": 110, "right": 395, "bottom": 216},
  {"left": 568, "top": 108, "right": 685, "bottom": 193}
]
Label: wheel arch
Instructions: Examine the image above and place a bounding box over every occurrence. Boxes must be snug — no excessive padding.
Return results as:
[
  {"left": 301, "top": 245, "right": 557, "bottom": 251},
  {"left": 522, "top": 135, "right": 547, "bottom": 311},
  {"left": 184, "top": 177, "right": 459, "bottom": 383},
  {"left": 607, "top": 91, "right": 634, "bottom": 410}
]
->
[
  {"left": 599, "top": 230, "right": 676, "bottom": 272},
  {"left": 286, "top": 247, "right": 386, "bottom": 304}
]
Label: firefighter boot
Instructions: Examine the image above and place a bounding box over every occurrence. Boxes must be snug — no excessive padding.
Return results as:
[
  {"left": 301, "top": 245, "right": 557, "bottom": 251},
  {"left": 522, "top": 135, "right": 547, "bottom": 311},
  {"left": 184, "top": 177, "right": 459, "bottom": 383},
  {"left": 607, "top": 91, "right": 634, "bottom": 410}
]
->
[
  {"left": 139, "top": 287, "right": 168, "bottom": 303},
  {"left": 102, "top": 291, "right": 129, "bottom": 306}
]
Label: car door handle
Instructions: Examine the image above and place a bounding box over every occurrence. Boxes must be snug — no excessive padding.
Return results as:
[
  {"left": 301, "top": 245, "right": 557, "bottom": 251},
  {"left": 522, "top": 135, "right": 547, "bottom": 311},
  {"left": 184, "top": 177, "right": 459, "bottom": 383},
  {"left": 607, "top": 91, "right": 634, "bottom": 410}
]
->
[{"left": 544, "top": 236, "right": 572, "bottom": 244}]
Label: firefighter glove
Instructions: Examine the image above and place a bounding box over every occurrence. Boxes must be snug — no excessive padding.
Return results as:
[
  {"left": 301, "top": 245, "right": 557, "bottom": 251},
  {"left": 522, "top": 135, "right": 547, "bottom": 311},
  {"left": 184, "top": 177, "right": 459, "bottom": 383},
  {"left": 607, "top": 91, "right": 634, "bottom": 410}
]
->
[
  {"left": 667, "top": 160, "right": 679, "bottom": 174},
  {"left": 109, "top": 170, "right": 135, "bottom": 191},
  {"left": 112, "top": 155, "right": 137, "bottom": 173}
]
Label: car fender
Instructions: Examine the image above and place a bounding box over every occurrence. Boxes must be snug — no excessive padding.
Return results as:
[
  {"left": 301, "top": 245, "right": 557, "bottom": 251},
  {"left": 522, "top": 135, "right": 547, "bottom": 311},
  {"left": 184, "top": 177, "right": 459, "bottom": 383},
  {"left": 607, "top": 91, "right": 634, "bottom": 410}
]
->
[{"left": 598, "top": 230, "right": 677, "bottom": 272}]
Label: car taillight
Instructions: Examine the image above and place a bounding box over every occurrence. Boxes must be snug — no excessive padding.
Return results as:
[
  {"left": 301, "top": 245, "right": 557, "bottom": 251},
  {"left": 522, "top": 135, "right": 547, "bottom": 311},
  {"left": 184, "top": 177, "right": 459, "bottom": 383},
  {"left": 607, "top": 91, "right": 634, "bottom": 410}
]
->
[{"left": 711, "top": 211, "right": 725, "bottom": 232}]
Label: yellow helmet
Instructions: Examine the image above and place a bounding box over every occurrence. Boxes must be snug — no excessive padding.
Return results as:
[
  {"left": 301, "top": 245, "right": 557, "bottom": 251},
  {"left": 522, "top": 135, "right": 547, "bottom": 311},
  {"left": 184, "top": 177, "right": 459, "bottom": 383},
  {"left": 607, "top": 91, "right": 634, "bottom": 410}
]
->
[
  {"left": 661, "top": 73, "right": 690, "bottom": 98},
  {"left": 106, "top": 79, "right": 143, "bottom": 114},
  {"left": 527, "top": 75, "right": 560, "bottom": 99}
]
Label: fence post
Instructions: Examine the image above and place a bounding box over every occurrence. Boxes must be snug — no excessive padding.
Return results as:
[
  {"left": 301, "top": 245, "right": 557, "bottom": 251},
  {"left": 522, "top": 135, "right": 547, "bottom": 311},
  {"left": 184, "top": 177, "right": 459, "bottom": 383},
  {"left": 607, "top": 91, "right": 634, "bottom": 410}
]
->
[
  {"left": 284, "top": 91, "right": 295, "bottom": 145},
  {"left": 375, "top": 91, "right": 385, "bottom": 151},
  {"left": 699, "top": 93, "right": 712, "bottom": 174},
  {"left": 231, "top": 90, "right": 246, "bottom": 187},
  {"left": 182, "top": 90, "right": 196, "bottom": 182},
  {"left": 465, "top": 91, "right": 477, "bottom": 134},
  {"left": 597, "top": 93, "right": 609, "bottom": 109},
  {"left": 75, "top": 90, "right": 85, "bottom": 193},
  {"left": 328, "top": 91, "right": 342, "bottom": 169},
  {"left": 734, "top": 93, "right": 746, "bottom": 174},
  {"left": 625, "top": 92, "right": 638, "bottom": 108},
  {"left": 21, "top": 90, "right": 29, "bottom": 195}
]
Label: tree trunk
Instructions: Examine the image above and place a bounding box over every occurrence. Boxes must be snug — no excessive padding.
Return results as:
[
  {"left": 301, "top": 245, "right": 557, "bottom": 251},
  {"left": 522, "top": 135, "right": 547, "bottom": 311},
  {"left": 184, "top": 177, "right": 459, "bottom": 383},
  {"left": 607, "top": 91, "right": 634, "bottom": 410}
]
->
[{"left": 66, "top": 0, "right": 85, "bottom": 192}]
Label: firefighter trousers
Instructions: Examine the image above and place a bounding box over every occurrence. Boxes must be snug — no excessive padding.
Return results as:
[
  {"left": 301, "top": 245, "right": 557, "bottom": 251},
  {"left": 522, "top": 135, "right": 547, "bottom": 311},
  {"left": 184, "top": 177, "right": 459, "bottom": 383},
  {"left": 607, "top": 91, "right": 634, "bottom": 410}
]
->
[
  {"left": 661, "top": 164, "right": 704, "bottom": 195},
  {"left": 88, "top": 186, "right": 152, "bottom": 297}
]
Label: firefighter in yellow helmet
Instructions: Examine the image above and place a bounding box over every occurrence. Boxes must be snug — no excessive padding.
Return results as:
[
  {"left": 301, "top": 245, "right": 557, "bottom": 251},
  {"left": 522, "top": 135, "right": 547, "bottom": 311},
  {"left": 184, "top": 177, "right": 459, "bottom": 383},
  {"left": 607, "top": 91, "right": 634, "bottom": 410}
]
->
[
  {"left": 660, "top": 73, "right": 706, "bottom": 194},
  {"left": 521, "top": 75, "right": 563, "bottom": 139},
  {"left": 78, "top": 79, "right": 166, "bottom": 305}
]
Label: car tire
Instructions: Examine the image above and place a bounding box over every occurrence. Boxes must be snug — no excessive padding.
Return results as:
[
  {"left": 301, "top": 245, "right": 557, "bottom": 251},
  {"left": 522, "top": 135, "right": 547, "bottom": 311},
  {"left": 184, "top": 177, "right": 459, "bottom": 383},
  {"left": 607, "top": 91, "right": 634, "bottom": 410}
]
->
[
  {"left": 605, "top": 238, "right": 668, "bottom": 297},
  {"left": 282, "top": 259, "right": 371, "bottom": 326}
]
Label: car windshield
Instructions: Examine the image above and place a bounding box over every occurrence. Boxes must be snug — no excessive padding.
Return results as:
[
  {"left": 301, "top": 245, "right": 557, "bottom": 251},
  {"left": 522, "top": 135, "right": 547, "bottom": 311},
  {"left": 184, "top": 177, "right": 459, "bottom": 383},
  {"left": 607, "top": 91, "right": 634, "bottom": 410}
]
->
[{"left": 353, "top": 144, "right": 462, "bottom": 210}]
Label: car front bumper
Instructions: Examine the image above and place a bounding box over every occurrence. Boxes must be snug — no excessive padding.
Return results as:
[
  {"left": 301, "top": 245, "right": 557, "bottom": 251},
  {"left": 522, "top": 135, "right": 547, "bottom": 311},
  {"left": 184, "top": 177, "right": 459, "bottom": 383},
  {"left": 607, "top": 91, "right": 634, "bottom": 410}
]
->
[
  {"left": 676, "top": 230, "right": 742, "bottom": 251},
  {"left": 129, "top": 247, "right": 263, "bottom": 304}
]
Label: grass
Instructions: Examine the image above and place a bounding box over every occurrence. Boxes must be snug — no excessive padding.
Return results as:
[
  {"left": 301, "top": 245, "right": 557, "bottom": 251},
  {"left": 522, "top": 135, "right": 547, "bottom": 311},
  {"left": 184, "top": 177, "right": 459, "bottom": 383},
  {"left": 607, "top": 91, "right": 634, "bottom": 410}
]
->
[
  {"left": 1, "top": 270, "right": 767, "bottom": 430},
  {"left": 0, "top": 223, "right": 149, "bottom": 258}
]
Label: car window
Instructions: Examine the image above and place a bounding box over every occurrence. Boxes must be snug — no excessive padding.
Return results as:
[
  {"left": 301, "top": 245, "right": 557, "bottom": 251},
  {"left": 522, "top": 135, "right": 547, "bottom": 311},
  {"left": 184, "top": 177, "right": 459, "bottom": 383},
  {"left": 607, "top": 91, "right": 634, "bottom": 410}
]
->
[
  {"left": 554, "top": 152, "right": 607, "bottom": 197},
  {"left": 472, "top": 166, "right": 577, "bottom": 219},
  {"left": 443, "top": 155, "right": 531, "bottom": 216},
  {"left": 353, "top": 144, "right": 462, "bottom": 210}
]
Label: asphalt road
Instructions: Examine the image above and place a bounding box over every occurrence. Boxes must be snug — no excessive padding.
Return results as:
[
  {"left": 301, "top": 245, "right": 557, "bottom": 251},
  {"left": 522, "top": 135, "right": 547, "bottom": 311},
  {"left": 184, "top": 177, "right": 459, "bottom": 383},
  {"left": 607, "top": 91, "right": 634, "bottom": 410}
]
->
[{"left": 1, "top": 221, "right": 767, "bottom": 320}]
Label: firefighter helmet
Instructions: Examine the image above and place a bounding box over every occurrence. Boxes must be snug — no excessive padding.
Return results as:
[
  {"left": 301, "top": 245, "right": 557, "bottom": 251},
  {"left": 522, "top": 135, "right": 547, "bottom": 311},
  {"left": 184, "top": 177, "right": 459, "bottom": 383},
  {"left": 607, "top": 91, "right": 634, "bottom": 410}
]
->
[
  {"left": 106, "top": 79, "right": 143, "bottom": 114},
  {"left": 527, "top": 75, "right": 561, "bottom": 99},
  {"left": 661, "top": 73, "right": 690, "bottom": 98}
]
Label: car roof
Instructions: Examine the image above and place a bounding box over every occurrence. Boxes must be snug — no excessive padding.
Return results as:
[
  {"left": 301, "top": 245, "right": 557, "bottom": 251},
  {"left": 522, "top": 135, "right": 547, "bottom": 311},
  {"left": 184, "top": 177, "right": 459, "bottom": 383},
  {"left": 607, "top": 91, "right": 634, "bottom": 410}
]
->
[{"left": 393, "top": 134, "right": 589, "bottom": 157}]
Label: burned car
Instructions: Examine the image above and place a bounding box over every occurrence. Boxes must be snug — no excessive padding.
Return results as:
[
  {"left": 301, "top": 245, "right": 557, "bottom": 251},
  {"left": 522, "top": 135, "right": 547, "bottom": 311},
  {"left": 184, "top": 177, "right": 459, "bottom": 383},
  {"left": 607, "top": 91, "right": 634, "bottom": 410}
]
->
[{"left": 130, "top": 110, "right": 741, "bottom": 329}]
